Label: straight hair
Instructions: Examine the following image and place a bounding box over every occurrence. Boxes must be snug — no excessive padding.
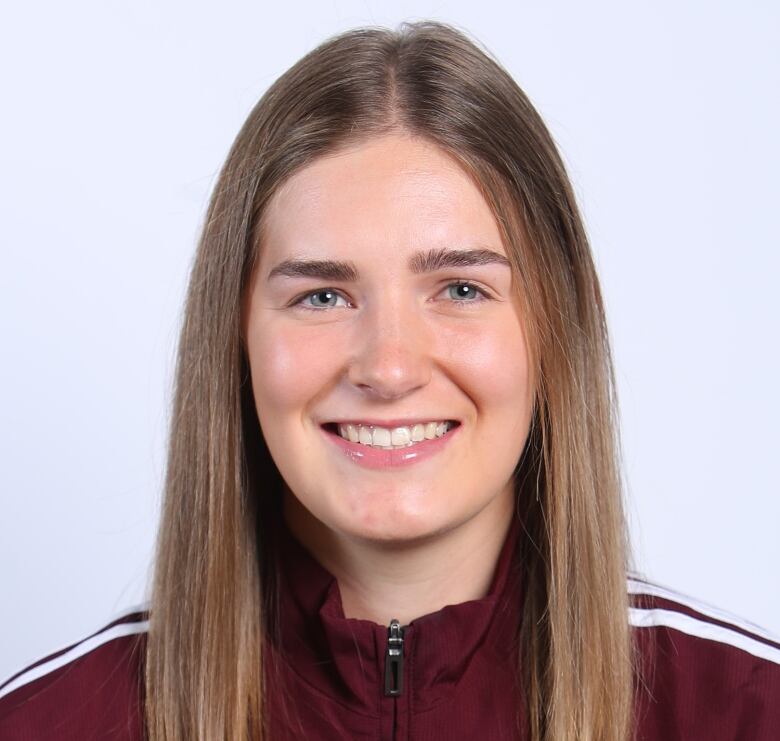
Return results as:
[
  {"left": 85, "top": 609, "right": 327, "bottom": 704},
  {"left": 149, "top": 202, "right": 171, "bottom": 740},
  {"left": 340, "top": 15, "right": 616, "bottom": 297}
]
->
[{"left": 145, "top": 19, "right": 642, "bottom": 740}]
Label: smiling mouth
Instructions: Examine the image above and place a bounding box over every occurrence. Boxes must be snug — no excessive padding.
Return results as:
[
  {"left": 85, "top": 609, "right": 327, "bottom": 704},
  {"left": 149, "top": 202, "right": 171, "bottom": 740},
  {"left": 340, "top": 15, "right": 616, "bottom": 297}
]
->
[{"left": 321, "top": 421, "right": 460, "bottom": 450}]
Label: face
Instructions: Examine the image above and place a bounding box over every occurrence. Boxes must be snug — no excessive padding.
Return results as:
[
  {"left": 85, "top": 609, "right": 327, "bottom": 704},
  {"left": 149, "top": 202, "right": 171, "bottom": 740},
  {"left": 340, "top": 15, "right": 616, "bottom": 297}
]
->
[{"left": 243, "top": 132, "right": 534, "bottom": 547}]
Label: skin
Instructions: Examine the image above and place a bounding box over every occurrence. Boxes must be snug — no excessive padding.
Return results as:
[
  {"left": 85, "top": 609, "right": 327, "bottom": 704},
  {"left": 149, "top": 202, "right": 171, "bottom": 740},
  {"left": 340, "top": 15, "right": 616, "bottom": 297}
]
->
[{"left": 242, "top": 132, "right": 534, "bottom": 626}]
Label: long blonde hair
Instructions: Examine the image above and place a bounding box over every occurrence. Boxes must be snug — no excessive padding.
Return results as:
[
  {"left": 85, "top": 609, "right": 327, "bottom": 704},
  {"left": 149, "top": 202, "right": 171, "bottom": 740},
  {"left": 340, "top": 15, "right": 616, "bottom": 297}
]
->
[{"left": 145, "top": 19, "right": 640, "bottom": 740}]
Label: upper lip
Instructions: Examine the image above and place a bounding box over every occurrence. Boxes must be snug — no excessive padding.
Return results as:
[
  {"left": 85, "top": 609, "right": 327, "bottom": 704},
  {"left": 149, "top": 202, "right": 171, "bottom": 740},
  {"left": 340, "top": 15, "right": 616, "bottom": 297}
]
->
[{"left": 322, "top": 418, "right": 459, "bottom": 429}]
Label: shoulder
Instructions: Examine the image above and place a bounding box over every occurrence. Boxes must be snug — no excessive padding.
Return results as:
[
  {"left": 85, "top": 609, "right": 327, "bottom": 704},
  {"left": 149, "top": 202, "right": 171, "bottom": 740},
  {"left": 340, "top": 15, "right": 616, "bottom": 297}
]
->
[
  {"left": 0, "top": 604, "right": 149, "bottom": 741},
  {"left": 627, "top": 572, "right": 780, "bottom": 740}
]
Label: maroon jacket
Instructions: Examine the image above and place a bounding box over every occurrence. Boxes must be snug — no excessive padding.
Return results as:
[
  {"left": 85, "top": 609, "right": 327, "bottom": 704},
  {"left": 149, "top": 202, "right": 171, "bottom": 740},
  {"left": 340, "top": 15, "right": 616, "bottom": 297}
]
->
[{"left": 2, "top": 512, "right": 779, "bottom": 739}]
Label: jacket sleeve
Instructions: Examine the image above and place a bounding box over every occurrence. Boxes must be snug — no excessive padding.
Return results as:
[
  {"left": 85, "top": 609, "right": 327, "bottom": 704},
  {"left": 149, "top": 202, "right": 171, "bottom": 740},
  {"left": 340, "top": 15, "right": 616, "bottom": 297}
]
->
[
  {"left": 0, "top": 610, "right": 148, "bottom": 741},
  {"left": 629, "top": 574, "right": 780, "bottom": 740}
]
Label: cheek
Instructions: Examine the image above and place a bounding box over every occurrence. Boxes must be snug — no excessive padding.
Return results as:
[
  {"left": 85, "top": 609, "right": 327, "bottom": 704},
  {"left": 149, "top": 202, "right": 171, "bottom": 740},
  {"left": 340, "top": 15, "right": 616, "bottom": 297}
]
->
[
  {"left": 247, "top": 323, "right": 340, "bottom": 417},
  {"left": 440, "top": 313, "right": 531, "bottom": 411}
]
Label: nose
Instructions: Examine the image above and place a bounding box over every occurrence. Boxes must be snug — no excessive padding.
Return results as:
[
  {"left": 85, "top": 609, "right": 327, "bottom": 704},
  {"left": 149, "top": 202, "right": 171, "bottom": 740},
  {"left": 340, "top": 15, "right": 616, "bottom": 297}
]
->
[{"left": 346, "top": 294, "right": 432, "bottom": 401}]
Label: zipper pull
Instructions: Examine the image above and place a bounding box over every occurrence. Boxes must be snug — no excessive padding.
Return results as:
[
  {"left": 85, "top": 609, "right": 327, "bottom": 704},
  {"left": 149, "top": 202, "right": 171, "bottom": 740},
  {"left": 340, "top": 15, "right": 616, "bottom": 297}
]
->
[{"left": 384, "top": 618, "right": 405, "bottom": 696}]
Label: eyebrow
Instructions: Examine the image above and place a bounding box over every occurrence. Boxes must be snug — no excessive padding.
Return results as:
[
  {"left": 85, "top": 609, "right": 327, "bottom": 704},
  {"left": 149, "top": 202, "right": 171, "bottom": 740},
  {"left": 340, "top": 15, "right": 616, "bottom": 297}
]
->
[{"left": 266, "top": 247, "right": 511, "bottom": 282}]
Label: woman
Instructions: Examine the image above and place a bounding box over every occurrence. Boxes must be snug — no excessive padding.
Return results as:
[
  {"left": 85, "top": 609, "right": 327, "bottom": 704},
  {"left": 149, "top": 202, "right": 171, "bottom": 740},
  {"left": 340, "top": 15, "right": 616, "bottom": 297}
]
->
[{"left": 1, "top": 19, "right": 778, "bottom": 741}]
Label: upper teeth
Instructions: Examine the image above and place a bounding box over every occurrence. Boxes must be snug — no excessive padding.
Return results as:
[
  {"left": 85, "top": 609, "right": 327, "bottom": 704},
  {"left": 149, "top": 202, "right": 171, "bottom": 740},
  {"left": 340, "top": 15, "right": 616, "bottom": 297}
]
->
[{"left": 337, "top": 421, "right": 454, "bottom": 449}]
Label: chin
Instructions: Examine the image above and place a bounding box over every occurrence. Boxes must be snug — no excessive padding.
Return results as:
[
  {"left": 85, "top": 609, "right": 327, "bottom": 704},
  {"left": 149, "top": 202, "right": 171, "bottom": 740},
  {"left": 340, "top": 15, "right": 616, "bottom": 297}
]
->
[{"left": 339, "top": 507, "right": 454, "bottom": 548}]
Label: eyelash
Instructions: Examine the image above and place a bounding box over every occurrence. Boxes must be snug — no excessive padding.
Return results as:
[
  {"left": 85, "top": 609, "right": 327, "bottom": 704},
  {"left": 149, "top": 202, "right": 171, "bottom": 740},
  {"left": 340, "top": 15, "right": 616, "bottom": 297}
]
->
[{"left": 290, "top": 280, "right": 493, "bottom": 313}]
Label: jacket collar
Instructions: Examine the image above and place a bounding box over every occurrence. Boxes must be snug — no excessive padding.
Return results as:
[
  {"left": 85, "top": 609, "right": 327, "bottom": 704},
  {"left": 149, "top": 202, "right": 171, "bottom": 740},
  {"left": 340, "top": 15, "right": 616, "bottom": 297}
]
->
[{"left": 265, "top": 505, "right": 523, "bottom": 716}]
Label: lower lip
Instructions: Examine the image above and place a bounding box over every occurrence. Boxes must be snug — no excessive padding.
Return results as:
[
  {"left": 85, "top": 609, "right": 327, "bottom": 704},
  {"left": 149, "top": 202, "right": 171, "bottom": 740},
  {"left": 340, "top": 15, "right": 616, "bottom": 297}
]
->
[{"left": 320, "top": 424, "right": 461, "bottom": 470}]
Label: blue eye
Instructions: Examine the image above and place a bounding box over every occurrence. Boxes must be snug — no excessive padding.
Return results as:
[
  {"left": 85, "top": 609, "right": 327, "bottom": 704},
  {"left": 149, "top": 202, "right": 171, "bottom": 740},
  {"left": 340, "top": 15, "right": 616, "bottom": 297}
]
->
[
  {"left": 447, "top": 281, "right": 487, "bottom": 303},
  {"left": 299, "top": 289, "right": 348, "bottom": 310}
]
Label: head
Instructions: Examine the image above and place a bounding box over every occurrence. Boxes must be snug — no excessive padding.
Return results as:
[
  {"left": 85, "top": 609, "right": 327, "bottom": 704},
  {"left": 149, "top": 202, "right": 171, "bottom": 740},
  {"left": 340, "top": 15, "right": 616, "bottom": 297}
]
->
[{"left": 146, "top": 20, "right": 635, "bottom": 741}]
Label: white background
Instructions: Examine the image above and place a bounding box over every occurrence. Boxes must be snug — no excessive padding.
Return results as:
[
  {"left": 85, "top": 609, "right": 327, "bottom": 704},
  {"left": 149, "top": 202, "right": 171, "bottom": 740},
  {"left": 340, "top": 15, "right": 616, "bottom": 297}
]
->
[{"left": 1, "top": 1, "right": 777, "bottom": 681}]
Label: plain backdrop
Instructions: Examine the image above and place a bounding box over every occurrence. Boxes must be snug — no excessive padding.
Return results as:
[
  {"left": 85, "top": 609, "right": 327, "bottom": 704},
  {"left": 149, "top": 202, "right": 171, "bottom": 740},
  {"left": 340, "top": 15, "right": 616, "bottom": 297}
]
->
[{"left": 1, "top": 1, "right": 778, "bottom": 681}]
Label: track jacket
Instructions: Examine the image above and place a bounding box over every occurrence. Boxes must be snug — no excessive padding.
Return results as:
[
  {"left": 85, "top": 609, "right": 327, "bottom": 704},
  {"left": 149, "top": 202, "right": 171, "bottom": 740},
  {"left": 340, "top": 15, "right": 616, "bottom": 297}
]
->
[{"left": 2, "top": 511, "right": 779, "bottom": 739}]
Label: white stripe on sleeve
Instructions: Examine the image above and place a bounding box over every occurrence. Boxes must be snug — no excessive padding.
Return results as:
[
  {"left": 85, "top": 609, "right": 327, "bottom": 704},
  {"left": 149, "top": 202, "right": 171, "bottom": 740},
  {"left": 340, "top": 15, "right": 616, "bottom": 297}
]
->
[
  {"left": 0, "top": 619, "right": 149, "bottom": 701},
  {"left": 629, "top": 607, "right": 780, "bottom": 666}
]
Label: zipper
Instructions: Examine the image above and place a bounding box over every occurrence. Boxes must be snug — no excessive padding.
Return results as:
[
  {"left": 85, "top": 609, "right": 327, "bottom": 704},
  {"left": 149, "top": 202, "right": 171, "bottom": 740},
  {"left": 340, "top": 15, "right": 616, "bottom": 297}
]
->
[
  {"left": 384, "top": 619, "right": 406, "bottom": 740},
  {"left": 384, "top": 618, "right": 405, "bottom": 696}
]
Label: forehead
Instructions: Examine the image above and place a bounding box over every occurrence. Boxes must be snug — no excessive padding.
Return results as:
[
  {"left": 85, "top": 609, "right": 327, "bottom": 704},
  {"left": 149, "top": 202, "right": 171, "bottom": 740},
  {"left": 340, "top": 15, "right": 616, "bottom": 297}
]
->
[{"left": 258, "top": 134, "right": 507, "bottom": 266}]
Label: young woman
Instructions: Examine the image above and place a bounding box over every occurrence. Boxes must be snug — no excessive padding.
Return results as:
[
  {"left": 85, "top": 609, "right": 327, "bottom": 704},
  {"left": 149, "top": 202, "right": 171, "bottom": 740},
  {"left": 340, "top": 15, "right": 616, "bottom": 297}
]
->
[{"left": 1, "top": 20, "right": 778, "bottom": 741}]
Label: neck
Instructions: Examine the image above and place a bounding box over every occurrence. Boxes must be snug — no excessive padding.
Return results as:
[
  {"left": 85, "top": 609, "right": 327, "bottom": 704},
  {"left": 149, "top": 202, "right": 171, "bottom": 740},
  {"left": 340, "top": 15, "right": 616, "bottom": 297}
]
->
[{"left": 281, "top": 484, "right": 516, "bottom": 626}]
